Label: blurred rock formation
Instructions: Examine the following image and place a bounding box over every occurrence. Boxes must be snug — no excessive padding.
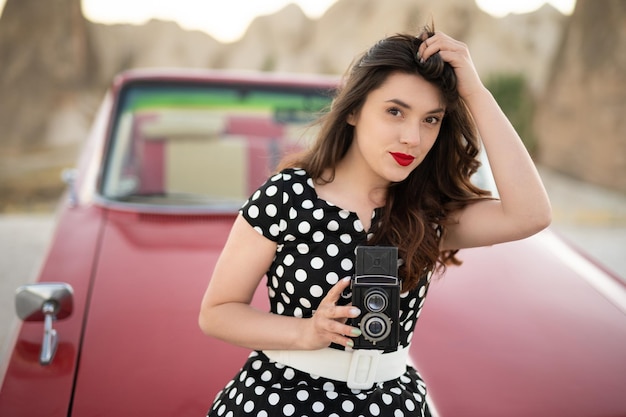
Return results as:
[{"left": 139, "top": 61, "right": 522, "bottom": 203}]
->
[
  {"left": 534, "top": 0, "right": 626, "bottom": 192},
  {"left": 0, "top": 0, "right": 623, "bottom": 206},
  {"left": 0, "top": 0, "right": 91, "bottom": 150}
]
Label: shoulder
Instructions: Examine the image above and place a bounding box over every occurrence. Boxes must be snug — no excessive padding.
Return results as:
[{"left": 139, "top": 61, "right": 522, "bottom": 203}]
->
[
  {"left": 273, "top": 167, "right": 311, "bottom": 184},
  {"left": 240, "top": 168, "right": 314, "bottom": 241},
  {"left": 258, "top": 168, "right": 313, "bottom": 197},
  {"left": 241, "top": 168, "right": 312, "bottom": 215}
]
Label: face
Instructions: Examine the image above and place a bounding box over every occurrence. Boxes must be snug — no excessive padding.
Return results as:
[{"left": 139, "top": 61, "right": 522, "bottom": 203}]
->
[{"left": 346, "top": 71, "right": 445, "bottom": 184}]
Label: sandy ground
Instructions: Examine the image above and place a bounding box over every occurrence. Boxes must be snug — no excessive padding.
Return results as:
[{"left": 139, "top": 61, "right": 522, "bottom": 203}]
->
[{"left": 0, "top": 167, "right": 625, "bottom": 364}]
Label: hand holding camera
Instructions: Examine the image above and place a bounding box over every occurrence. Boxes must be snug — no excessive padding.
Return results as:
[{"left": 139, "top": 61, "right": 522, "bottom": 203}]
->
[
  {"left": 350, "top": 246, "right": 400, "bottom": 350},
  {"left": 300, "top": 276, "right": 362, "bottom": 350},
  {"left": 299, "top": 246, "right": 400, "bottom": 351}
]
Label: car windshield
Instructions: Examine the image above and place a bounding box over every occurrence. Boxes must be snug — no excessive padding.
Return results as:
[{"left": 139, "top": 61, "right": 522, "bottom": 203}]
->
[
  {"left": 99, "top": 78, "right": 497, "bottom": 211},
  {"left": 100, "top": 80, "right": 333, "bottom": 210}
]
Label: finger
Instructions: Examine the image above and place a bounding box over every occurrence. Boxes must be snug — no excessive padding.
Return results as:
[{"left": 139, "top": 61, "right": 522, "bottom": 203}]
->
[
  {"left": 328, "top": 307, "right": 361, "bottom": 337},
  {"left": 314, "top": 303, "right": 360, "bottom": 329},
  {"left": 330, "top": 333, "right": 357, "bottom": 349},
  {"left": 419, "top": 37, "right": 445, "bottom": 62},
  {"left": 328, "top": 305, "right": 361, "bottom": 323},
  {"left": 334, "top": 304, "right": 354, "bottom": 324},
  {"left": 317, "top": 304, "right": 359, "bottom": 328},
  {"left": 419, "top": 32, "right": 464, "bottom": 62},
  {"left": 322, "top": 276, "right": 352, "bottom": 304},
  {"left": 326, "top": 322, "right": 362, "bottom": 348}
]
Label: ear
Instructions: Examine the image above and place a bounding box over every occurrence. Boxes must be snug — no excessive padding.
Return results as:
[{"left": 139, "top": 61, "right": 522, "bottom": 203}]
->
[{"left": 346, "top": 111, "right": 357, "bottom": 126}]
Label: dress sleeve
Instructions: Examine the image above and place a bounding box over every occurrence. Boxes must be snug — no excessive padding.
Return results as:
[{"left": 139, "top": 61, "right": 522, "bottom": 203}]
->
[{"left": 239, "top": 171, "right": 287, "bottom": 242}]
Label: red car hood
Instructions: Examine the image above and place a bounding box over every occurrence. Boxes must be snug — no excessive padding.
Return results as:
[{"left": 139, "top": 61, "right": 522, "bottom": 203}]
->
[
  {"left": 70, "top": 209, "right": 264, "bottom": 416},
  {"left": 412, "top": 230, "right": 626, "bottom": 416}
]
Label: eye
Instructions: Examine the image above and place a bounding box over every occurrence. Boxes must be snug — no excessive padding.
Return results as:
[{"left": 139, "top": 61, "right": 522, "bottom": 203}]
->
[
  {"left": 424, "top": 115, "right": 441, "bottom": 125},
  {"left": 387, "top": 107, "right": 403, "bottom": 117}
]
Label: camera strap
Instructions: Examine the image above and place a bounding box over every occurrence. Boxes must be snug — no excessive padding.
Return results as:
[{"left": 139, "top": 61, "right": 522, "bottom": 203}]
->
[{"left": 263, "top": 345, "right": 410, "bottom": 390}]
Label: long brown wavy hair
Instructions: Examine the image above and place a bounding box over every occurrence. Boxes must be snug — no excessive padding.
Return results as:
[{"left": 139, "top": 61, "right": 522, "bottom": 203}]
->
[{"left": 281, "top": 26, "right": 491, "bottom": 291}]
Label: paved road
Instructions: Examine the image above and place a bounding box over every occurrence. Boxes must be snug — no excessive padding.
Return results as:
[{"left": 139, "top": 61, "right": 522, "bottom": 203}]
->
[
  {"left": 0, "top": 214, "right": 56, "bottom": 361},
  {"left": 1, "top": 167, "right": 625, "bottom": 363},
  {"left": 538, "top": 168, "right": 626, "bottom": 279}
]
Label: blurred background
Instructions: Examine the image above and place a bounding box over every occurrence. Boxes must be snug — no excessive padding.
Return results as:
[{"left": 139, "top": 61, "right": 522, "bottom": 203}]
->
[{"left": 0, "top": 0, "right": 624, "bottom": 291}]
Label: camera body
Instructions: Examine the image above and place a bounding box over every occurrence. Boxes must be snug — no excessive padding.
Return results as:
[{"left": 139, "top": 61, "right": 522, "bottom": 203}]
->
[{"left": 351, "top": 246, "right": 400, "bottom": 350}]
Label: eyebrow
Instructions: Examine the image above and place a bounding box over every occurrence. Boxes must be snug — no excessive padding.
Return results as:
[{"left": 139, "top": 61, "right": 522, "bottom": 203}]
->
[{"left": 385, "top": 98, "right": 445, "bottom": 114}]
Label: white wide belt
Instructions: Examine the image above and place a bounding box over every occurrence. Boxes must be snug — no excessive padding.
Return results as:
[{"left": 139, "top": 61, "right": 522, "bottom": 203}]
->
[{"left": 263, "top": 346, "right": 409, "bottom": 390}]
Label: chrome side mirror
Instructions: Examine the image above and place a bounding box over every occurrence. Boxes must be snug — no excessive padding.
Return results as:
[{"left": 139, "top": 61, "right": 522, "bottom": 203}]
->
[
  {"left": 15, "top": 283, "right": 74, "bottom": 365},
  {"left": 61, "top": 168, "right": 78, "bottom": 207}
]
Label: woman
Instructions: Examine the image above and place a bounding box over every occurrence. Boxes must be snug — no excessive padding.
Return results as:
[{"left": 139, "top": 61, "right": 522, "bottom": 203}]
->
[{"left": 199, "top": 26, "right": 551, "bottom": 416}]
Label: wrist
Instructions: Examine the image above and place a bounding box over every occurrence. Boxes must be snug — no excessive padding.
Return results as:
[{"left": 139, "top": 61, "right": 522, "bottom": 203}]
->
[
  {"left": 460, "top": 85, "right": 494, "bottom": 109},
  {"left": 290, "top": 316, "right": 313, "bottom": 350}
]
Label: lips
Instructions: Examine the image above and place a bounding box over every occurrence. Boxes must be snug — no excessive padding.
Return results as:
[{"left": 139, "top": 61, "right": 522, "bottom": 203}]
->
[{"left": 390, "top": 152, "right": 415, "bottom": 167}]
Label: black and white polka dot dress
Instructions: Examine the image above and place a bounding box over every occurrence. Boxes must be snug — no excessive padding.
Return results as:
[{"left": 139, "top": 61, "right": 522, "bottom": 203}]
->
[{"left": 208, "top": 168, "right": 433, "bottom": 417}]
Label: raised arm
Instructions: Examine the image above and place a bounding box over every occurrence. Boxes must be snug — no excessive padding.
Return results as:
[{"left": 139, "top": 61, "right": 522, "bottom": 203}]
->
[{"left": 419, "top": 33, "right": 552, "bottom": 251}]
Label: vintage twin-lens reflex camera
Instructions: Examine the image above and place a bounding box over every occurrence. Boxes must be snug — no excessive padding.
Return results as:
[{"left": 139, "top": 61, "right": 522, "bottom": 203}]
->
[{"left": 351, "top": 246, "right": 400, "bottom": 350}]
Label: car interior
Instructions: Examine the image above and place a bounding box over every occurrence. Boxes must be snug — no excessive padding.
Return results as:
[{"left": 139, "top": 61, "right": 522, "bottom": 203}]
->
[{"left": 101, "top": 84, "right": 331, "bottom": 208}]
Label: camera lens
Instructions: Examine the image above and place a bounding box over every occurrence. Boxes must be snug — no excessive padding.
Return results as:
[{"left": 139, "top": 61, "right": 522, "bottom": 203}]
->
[
  {"left": 364, "top": 289, "right": 387, "bottom": 312},
  {"left": 360, "top": 312, "right": 392, "bottom": 343},
  {"left": 366, "top": 317, "right": 386, "bottom": 336}
]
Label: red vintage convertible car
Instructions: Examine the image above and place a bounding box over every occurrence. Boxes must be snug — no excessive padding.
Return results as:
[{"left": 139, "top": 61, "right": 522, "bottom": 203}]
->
[{"left": 1, "top": 69, "right": 625, "bottom": 417}]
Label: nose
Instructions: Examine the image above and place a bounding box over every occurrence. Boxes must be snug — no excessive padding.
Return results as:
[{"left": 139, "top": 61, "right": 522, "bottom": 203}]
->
[{"left": 400, "top": 124, "right": 421, "bottom": 146}]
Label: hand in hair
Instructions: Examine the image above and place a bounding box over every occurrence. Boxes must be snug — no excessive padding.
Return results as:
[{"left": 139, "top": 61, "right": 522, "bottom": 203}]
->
[{"left": 417, "top": 32, "right": 484, "bottom": 100}]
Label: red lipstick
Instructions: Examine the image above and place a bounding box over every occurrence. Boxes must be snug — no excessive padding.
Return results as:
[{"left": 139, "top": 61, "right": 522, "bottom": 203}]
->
[{"left": 390, "top": 152, "right": 415, "bottom": 167}]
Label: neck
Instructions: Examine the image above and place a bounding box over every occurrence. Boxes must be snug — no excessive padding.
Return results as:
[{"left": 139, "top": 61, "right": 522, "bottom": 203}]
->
[{"left": 330, "top": 154, "right": 388, "bottom": 208}]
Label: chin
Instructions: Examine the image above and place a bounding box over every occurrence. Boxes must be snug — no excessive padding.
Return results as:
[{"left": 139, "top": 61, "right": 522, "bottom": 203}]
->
[{"left": 383, "top": 169, "right": 412, "bottom": 184}]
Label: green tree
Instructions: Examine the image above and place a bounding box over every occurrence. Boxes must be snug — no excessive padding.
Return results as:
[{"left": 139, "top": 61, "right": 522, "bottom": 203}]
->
[{"left": 486, "top": 73, "right": 537, "bottom": 156}]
